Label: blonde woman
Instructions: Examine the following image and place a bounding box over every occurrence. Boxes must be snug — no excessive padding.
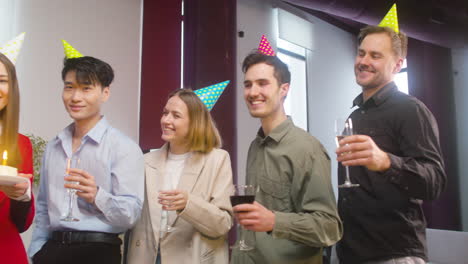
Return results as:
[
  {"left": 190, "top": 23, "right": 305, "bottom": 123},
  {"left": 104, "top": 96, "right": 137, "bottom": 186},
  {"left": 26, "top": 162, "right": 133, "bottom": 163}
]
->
[
  {"left": 0, "top": 52, "right": 34, "bottom": 264},
  {"left": 127, "top": 89, "right": 233, "bottom": 264}
]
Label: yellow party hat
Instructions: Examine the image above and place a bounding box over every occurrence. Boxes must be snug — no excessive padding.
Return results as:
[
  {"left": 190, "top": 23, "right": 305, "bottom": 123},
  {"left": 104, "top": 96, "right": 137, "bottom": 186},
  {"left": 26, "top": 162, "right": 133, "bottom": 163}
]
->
[
  {"left": 378, "top": 3, "right": 399, "bottom": 33},
  {"left": 0, "top": 32, "right": 26, "bottom": 65},
  {"left": 62, "top": 40, "right": 84, "bottom": 59}
]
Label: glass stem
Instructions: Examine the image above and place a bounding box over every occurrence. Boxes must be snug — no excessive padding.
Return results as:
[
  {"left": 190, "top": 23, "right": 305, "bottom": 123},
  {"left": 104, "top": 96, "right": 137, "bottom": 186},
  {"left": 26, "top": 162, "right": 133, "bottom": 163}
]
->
[
  {"left": 240, "top": 225, "right": 247, "bottom": 245},
  {"left": 345, "top": 165, "right": 351, "bottom": 183},
  {"left": 67, "top": 192, "right": 74, "bottom": 217}
]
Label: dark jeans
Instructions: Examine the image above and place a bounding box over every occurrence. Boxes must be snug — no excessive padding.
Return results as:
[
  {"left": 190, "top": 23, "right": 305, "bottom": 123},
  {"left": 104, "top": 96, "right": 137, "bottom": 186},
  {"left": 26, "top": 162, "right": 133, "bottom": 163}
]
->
[{"left": 33, "top": 240, "right": 121, "bottom": 264}]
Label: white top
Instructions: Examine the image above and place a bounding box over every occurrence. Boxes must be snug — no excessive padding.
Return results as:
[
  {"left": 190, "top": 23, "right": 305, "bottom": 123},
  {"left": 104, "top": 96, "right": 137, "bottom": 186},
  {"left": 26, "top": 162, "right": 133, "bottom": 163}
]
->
[{"left": 160, "top": 151, "right": 190, "bottom": 237}]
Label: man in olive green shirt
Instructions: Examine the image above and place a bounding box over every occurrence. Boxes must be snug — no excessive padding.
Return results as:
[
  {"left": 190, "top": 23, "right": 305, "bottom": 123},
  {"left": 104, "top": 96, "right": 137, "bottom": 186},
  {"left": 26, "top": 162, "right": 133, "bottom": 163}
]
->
[{"left": 231, "top": 51, "right": 342, "bottom": 264}]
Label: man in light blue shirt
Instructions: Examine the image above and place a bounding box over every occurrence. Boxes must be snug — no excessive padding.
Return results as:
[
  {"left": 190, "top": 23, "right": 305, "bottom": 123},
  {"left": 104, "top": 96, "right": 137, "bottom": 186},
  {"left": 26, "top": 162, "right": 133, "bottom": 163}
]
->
[{"left": 28, "top": 55, "right": 144, "bottom": 264}]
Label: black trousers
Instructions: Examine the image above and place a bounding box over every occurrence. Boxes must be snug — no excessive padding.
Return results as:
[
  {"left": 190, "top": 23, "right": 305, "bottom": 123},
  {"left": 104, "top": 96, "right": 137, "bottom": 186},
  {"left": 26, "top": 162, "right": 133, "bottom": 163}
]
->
[{"left": 33, "top": 240, "right": 121, "bottom": 264}]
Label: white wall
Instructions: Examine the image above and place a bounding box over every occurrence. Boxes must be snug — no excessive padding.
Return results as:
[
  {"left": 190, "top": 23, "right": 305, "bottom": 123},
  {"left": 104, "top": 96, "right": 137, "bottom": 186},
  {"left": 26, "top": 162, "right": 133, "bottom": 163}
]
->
[
  {"left": 236, "top": 0, "right": 273, "bottom": 184},
  {"left": 453, "top": 47, "right": 468, "bottom": 231},
  {"left": 237, "top": 0, "right": 360, "bottom": 195},
  {"left": 304, "top": 16, "right": 361, "bottom": 196},
  {"left": 13, "top": 0, "right": 142, "bottom": 142},
  {"left": 7, "top": 0, "right": 142, "bottom": 251},
  {"left": 0, "top": 0, "right": 16, "bottom": 44}
]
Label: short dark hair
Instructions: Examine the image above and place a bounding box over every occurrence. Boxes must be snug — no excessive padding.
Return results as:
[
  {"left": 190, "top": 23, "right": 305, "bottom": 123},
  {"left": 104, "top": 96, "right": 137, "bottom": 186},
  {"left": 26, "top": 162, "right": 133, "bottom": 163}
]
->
[
  {"left": 61, "top": 56, "right": 114, "bottom": 87},
  {"left": 358, "top": 26, "right": 408, "bottom": 59},
  {"left": 242, "top": 51, "right": 291, "bottom": 85}
]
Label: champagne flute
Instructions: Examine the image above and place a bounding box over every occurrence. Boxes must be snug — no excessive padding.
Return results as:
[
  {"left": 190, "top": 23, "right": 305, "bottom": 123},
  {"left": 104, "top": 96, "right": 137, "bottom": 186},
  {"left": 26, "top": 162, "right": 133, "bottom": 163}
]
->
[
  {"left": 335, "top": 118, "right": 360, "bottom": 188},
  {"left": 230, "top": 184, "right": 256, "bottom": 251},
  {"left": 159, "top": 189, "right": 178, "bottom": 233},
  {"left": 61, "top": 156, "right": 81, "bottom": 221}
]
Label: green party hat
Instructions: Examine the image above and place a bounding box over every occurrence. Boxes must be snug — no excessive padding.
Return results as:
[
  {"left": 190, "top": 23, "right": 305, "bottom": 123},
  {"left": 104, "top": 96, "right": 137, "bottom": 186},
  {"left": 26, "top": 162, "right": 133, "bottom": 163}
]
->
[
  {"left": 378, "top": 3, "right": 399, "bottom": 33},
  {"left": 0, "top": 32, "right": 26, "bottom": 65},
  {"left": 62, "top": 40, "right": 84, "bottom": 58},
  {"left": 194, "top": 80, "right": 230, "bottom": 111}
]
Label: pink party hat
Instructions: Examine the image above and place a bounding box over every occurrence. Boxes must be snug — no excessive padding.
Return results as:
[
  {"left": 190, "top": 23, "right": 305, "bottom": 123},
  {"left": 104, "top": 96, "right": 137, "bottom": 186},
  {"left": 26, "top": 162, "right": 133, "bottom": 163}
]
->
[{"left": 258, "top": 35, "right": 275, "bottom": 56}]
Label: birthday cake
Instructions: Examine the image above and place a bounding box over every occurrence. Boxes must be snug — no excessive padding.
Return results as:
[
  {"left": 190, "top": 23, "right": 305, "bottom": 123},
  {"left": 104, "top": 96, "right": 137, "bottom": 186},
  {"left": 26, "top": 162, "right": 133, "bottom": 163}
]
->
[{"left": 0, "top": 165, "right": 18, "bottom": 177}]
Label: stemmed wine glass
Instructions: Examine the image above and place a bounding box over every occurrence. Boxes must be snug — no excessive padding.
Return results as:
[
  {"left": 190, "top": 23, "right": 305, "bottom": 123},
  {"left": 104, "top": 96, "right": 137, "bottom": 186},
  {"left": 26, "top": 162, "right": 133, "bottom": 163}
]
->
[
  {"left": 159, "top": 188, "right": 178, "bottom": 233},
  {"left": 335, "top": 118, "right": 360, "bottom": 188},
  {"left": 61, "top": 156, "right": 81, "bottom": 221},
  {"left": 230, "top": 184, "right": 256, "bottom": 251}
]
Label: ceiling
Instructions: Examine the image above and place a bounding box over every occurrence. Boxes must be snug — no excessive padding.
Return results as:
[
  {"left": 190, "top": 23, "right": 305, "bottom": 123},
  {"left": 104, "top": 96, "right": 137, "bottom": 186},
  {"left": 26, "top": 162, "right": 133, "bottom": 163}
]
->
[{"left": 282, "top": 0, "right": 468, "bottom": 49}]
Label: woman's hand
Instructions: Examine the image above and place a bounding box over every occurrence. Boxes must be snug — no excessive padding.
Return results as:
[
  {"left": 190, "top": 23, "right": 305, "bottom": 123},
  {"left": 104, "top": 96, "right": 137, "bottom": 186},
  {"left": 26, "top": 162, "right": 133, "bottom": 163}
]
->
[
  {"left": 158, "top": 189, "right": 188, "bottom": 211},
  {"left": 0, "top": 173, "right": 32, "bottom": 199}
]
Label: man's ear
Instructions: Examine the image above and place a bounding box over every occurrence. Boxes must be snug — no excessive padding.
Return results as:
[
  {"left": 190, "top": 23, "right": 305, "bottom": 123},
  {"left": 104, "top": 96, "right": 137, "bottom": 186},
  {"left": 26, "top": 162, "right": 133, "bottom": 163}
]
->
[
  {"left": 102, "top": 86, "right": 110, "bottom": 102},
  {"left": 280, "top": 83, "right": 290, "bottom": 99},
  {"left": 393, "top": 57, "right": 404, "bottom": 74}
]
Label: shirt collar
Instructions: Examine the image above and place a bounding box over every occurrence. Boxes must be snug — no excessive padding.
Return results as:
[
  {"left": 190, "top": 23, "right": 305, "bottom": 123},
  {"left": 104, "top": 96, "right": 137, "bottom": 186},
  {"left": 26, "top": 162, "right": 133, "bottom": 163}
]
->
[
  {"left": 352, "top": 82, "right": 398, "bottom": 108},
  {"left": 256, "top": 117, "right": 294, "bottom": 144},
  {"left": 57, "top": 116, "right": 110, "bottom": 144}
]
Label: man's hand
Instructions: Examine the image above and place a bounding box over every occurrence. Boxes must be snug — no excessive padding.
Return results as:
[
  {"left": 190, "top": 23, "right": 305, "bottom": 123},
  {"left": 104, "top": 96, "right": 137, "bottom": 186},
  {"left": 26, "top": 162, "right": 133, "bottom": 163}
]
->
[
  {"left": 0, "top": 173, "right": 32, "bottom": 199},
  {"left": 64, "top": 168, "right": 98, "bottom": 204},
  {"left": 158, "top": 190, "right": 188, "bottom": 211},
  {"left": 336, "top": 134, "right": 391, "bottom": 172},
  {"left": 233, "top": 201, "right": 275, "bottom": 232}
]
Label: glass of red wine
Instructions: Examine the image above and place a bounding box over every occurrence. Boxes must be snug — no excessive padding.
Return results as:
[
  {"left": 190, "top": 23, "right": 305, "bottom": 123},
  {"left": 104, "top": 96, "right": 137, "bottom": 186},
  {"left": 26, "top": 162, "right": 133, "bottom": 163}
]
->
[
  {"left": 335, "top": 118, "right": 359, "bottom": 188},
  {"left": 230, "top": 184, "right": 256, "bottom": 251}
]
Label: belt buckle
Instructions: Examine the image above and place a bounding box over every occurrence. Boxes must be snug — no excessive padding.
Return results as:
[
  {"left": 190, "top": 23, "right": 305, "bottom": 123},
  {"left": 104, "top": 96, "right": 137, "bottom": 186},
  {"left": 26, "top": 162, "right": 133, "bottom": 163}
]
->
[{"left": 61, "top": 231, "right": 73, "bottom": 245}]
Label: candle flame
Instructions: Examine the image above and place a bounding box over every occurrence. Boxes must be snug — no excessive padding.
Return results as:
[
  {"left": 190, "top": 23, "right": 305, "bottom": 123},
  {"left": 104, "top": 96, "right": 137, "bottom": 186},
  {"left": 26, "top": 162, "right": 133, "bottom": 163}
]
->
[{"left": 2, "top": 150, "right": 7, "bottom": 166}]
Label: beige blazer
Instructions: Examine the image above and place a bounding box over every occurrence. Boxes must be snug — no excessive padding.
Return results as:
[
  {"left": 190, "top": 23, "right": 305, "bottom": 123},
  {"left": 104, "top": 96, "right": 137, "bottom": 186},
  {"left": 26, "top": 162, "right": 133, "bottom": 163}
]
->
[{"left": 126, "top": 144, "right": 234, "bottom": 264}]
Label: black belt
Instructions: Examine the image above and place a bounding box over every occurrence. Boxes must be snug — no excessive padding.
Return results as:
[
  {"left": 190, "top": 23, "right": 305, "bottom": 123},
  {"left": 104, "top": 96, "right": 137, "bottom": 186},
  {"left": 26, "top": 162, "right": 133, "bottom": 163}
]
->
[{"left": 51, "top": 231, "right": 122, "bottom": 245}]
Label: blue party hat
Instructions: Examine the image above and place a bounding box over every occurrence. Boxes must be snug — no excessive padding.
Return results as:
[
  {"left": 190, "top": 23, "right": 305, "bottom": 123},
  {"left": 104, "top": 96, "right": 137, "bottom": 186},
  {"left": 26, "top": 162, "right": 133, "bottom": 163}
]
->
[{"left": 194, "top": 80, "right": 230, "bottom": 111}]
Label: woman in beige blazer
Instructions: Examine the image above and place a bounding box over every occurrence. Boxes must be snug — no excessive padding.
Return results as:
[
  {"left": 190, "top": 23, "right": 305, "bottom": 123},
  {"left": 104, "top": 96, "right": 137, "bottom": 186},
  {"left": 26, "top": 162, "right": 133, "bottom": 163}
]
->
[{"left": 127, "top": 89, "right": 233, "bottom": 264}]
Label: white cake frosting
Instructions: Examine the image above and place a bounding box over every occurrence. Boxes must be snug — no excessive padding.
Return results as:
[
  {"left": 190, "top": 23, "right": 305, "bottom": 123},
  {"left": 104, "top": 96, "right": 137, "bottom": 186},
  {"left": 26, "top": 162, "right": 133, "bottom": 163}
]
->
[{"left": 0, "top": 165, "right": 18, "bottom": 176}]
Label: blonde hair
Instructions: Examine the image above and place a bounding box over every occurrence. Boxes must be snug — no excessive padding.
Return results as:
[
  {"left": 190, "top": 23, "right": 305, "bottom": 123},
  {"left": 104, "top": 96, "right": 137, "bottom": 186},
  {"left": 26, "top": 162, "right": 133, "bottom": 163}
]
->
[
  {"left": 168, "top": 89, "right": 222, "bottom": 153},
  {"left": 0, "top": 53, "right": 20, "bottom": 167},
  {"left": 358, "top": 26, "right": 408, "bottom": 59}
]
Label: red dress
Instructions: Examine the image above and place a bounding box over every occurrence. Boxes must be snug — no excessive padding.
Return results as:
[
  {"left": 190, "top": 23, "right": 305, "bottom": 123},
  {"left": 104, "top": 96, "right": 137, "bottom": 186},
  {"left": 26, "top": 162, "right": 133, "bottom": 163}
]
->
[{"left": 0, "top": 134, "right": 34, "bottom": 264}]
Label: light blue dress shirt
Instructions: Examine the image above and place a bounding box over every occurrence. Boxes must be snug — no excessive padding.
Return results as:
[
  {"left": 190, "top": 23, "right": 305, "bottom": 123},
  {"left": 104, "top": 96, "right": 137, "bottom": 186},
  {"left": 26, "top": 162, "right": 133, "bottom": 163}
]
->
[{"left": 28, "top": 117, "right": 144, "bottom": 257}]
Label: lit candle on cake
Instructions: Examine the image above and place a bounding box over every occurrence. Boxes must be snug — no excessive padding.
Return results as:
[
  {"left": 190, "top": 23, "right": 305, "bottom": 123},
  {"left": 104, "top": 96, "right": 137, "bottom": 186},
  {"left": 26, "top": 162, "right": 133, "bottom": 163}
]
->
[
  {"left": 2, "top": 150, "right": 7, "bottom": 166},
  {"left": 0, "top": 150, "right": 18, "bottom": 177}
]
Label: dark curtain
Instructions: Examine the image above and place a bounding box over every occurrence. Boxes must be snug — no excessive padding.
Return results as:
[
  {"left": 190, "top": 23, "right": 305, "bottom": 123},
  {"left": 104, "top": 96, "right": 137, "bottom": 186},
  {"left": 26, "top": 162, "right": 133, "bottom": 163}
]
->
[
  {"left": 407, "top": 38, "right": 461, "bottom": 231},
  {"left": 139, "top": 1, "right": 182, "bottom": 151},
  {"left": 183, "top": 0, "right": 237, "bottom": 174},
  {"left": 183, "top": 0, "right": 237, "bottom": 248}
]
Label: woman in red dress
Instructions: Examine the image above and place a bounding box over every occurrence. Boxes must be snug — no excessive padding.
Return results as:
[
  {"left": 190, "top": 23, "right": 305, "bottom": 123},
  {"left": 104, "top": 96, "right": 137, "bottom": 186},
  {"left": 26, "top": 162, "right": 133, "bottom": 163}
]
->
[{"left": 0, "top": 52, "right": 35, "bottom": 264}]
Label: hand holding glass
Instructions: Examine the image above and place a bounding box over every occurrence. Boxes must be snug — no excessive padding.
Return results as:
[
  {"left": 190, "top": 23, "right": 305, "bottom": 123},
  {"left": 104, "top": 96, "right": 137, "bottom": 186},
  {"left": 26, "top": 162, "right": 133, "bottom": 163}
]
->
[
  {"left": 61, "top": 157, "right": 81, "bottom": 221},
  {"left": 335, "top": 118, "right": 359, "bottom": 188},
  {"left": 159, "top": 190, "right": 178, "bottom": 233},
  {"left": 231, "top": 184, "right": 256, "bottom": 251}
]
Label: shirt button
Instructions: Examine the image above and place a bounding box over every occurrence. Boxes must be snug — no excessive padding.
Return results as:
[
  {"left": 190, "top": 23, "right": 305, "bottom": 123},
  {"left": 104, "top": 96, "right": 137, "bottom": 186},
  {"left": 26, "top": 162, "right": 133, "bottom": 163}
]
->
[
  {"left": 136, "top": 240, "right": 141, "bottom": 247},
  {"left": 361, "top": 110, "right": 366, "bottom": 114}
]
